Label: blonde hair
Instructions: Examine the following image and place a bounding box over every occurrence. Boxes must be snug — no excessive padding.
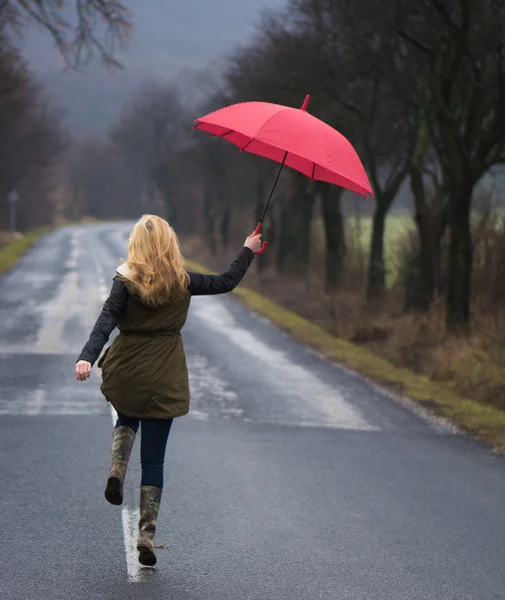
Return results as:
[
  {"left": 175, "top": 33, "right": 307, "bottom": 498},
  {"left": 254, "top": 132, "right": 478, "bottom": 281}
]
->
[{"left": 123, "top": 214, "right": 188, "bottom": 306}]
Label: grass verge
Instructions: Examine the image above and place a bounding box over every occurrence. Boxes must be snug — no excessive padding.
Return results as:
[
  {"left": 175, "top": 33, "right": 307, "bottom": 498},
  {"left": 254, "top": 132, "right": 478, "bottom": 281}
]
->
[
  {"left": 0, "top": 227, "right": 54, "bottom": 276},
  {"left": 186, "top": 258, "right": 505, "bottom": 451}
]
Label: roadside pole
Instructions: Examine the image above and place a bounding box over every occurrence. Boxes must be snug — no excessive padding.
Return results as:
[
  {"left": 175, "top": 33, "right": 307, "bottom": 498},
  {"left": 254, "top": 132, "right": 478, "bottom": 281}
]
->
[{"left": 7, "top": 189, "right": 19, "bottom": 233}]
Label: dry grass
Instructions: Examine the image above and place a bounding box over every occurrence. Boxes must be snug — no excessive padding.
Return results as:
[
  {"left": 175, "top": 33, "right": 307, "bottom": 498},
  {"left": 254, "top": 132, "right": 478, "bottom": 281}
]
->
[
  {"left": 364, "top": 305, "right": 505, "bottom": 411},
  {"left": 0, "top": 231, "right": 23, "bottom": 248}
]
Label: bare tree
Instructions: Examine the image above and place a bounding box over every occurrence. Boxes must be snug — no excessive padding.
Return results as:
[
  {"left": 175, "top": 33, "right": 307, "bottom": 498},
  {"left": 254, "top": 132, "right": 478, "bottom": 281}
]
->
[
  {"left": 110, "top": 82, "right": 188, "bottom": 225},
  {"left": 1, "top": 0, "right": 132, "bottom": 68},
  {"left": 405, "top": 113, "right": 448, "bottom": 311},
  {"left": 289, "top": 0, "right": 419, "bottom": 303},
  {"left": 0, "top": 35, "right": 65, "bottom": 228},
  {"left": 226, "top": 1, "right": 419, "bottom": 297},
  {"left": 396, "top": 0, "right": 505, "bottom": 329},
  {"left": 65, "top": 137, "right": 142, "bottom": 220}
]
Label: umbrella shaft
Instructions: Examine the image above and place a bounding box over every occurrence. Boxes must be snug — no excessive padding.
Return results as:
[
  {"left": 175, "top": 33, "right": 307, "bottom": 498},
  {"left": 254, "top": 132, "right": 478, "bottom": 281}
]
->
[{"left": 259, "top": 151, "right": 288, "bottom": 223}]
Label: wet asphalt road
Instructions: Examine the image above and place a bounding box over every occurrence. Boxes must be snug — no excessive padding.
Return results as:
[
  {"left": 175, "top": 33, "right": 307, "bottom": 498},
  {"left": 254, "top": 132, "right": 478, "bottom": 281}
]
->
[{"left": 1, "top": 223, "right": 505, "bottom": 600}]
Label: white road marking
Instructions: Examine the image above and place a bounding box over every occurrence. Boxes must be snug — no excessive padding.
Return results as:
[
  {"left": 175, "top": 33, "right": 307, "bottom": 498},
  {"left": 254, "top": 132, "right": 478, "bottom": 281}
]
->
[
  {"left": 121, "top": 506, "right": 143, "bottom": 583},
  {"left": 91, "top": 241, "right": 144, "bottom": 582},
  {"left": 190, "top": 297, "right": 378, "bottom": 431},
  {"left": 109, "top": 403, "right": 117, "bottom": 426},
  {"left": 109, "top": 401, "right": 144, "bottom": 582},
  {"left": 35, "top": 270, "right": 79, "bottom": 353},
  {"left": 188, "top": 409, "right": 210, "bottom": 420},
  {"left": 64, "top": 231, "right": 80, "bottom": 269},
  {"left": 31, "top": 228, "right": 109, "bottom": 351},
  {"left": 35, "top": 230, "right": 82, "bottom": 353},
  {"left": 24, "top": 388, "right": 46, "bottom": 415},
  {"left": 0, "top": 367, "right": 106, "bottom": 415},
  {"left": 94, "top": 258, "right": 109, "bottom": 302},
  {"left": 187, "top": 354, "right": 241, "bottom": 420}
]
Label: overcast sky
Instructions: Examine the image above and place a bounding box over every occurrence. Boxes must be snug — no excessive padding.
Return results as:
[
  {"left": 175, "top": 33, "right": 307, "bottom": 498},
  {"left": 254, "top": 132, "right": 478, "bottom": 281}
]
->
[{"left": 18, "top": 1, "right": 287, "bottom": 135}]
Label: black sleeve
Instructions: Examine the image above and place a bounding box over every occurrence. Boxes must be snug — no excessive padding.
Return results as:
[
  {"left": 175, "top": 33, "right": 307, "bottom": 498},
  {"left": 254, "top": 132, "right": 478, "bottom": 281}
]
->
[
  {"left": 77, "top": 277, "right": 129, "bottom": 365},
  {"left": 187, "top": 246, "right": 255, "bottom": 296}
]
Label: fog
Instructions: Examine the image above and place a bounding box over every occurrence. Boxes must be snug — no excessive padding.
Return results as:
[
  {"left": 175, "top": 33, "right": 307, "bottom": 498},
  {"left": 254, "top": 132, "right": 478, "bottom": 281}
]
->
[{"left": 17, "top": 1, "right": 287, "bottom": 135}]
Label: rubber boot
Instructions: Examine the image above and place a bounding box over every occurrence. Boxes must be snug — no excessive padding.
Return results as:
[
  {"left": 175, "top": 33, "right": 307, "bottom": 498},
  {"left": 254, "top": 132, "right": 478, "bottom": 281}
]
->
[
  {"left": 104, "top": 426, "right": 136, "bottom": 506},
  {"left": 137, "top": 485, "right": 162, "bottom": 566}
]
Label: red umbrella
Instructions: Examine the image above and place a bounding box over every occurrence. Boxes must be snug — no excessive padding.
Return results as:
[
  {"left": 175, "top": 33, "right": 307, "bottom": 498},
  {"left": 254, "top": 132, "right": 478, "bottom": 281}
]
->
[{"left": 193, "top": 95, "right": 373, "bottom": 254}]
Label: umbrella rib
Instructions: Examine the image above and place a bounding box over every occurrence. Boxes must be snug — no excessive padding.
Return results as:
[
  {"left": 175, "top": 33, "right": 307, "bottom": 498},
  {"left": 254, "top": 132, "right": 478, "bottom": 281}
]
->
[
  {"left": 310, "top": 162, "right": 316, "bottom": 180},
  {"left": 241, "top": 138, "right": 253, "bottom": 152}
]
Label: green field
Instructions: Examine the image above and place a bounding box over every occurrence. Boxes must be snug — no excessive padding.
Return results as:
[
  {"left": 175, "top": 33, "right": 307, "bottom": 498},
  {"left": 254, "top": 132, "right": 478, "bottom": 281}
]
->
[{"left": 313, "top": 213, "right": 415, "bottom": 285}]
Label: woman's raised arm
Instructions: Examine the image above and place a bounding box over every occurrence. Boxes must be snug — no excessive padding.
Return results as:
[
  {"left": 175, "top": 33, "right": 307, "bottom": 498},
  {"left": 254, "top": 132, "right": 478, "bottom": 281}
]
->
[{"left": 187, "top": 228, "right": 264, "bottom": 297}]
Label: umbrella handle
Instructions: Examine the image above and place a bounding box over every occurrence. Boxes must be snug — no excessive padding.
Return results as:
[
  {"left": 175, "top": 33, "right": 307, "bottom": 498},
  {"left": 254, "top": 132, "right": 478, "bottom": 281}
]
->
[{"left": 254, "top": 222, "right": 268, "bottom": 255}]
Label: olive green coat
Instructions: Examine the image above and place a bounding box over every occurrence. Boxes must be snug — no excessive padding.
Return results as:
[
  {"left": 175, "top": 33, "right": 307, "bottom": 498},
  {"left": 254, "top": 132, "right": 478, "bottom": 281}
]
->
[
  {"left": 77, "top": 246, "right": 255, "bottom": 420},
  {"left": 98, "top": 278, "right": 191, "bottom": 420}
]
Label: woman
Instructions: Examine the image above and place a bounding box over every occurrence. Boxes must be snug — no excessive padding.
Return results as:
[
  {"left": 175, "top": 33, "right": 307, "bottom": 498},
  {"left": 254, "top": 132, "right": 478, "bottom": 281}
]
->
[{"left": 76, "top": 214, "right": 261, "bottom": 567}]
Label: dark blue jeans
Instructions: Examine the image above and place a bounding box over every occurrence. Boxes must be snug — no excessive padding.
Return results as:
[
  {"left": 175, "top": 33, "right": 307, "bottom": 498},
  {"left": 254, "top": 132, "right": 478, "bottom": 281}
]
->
[{"left": 115, "top": 412, "right": 173, "bottom": 489}]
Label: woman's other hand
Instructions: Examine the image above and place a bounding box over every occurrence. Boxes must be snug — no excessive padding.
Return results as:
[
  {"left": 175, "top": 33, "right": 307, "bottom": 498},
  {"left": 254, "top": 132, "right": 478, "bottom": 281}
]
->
[
  {"left": 244, "top": 232, "right": 262, "bottom": 254},
  {"left": 76, "top": 360, "right": 92, "bottom": 382}
]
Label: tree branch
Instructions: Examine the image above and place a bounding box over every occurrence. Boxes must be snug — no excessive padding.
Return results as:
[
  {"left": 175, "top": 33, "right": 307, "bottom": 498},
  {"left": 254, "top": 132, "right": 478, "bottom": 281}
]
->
[
  {"left": 13, "top": 0, "right": 132, "bottom": 68},
  {"left": 476, "top": 125, "right": 505, "bottom": 166},
  {"left": 397, "top": 28, "right": 433, "bottom": 54},
  {"left": 431, "top": 0, "right": 460, "bottom": 34}
]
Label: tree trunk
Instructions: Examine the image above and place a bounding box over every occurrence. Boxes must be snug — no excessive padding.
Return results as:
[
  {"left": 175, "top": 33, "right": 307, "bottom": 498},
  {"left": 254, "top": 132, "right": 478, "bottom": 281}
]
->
[
  {"left": 254, "top": 172, "right": 269, "bottom": 272},
  {"left": 405, "top": 165, "right": 448, "bottom": 311},
  {"left": 161, "top": 187, "right": 176, "bottom": 223},
  {"left": 297, "top": 179, "right": 314, "bottom": 271},
  {"left": 219, "top": 204, "right": 231, "bottom": 251},
  {"left": 446, "top": 185, "right": 473, "bottom": 330},
  {"left": 320, "top": 183, "right": 345, "bottom": 291},
  {"left": 276, "top": 173, "right": 315, "bottom": 275},
  {"left": 153, "top": 167, "right": 177, "bottom": 225},
  {"left": 203, "top": 188, "right": 217, "bottom": 256},
  {"left": 276, "top": 200, "right": 294, "bottom": 273},
  {"left": 254, "top": 172, "right": 266, "bottom": 224},
  {"left": 0, "top": 192, "right": 10, "bottom": 230},
  {"left": 366, "top": 203, "right": 388, "bottom": 303},
  {"left": 146, "top": 177, "right": 157, "bottom": 214}
]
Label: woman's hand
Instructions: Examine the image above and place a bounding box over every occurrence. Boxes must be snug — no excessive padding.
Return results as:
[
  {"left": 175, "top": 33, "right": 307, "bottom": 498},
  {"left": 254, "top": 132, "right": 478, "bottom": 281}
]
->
[
  {"left": 244, "top": 231, "right": 263, "bottom": 254},
  {"left": 76, "top": 360, "right": 92, "bottom": 382}
]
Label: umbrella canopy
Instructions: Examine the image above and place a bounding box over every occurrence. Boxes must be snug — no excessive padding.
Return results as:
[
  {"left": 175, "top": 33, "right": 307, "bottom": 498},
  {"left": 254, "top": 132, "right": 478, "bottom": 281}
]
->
[{"left": 193, "top": 95, "right": 373, "bottom": 198}]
